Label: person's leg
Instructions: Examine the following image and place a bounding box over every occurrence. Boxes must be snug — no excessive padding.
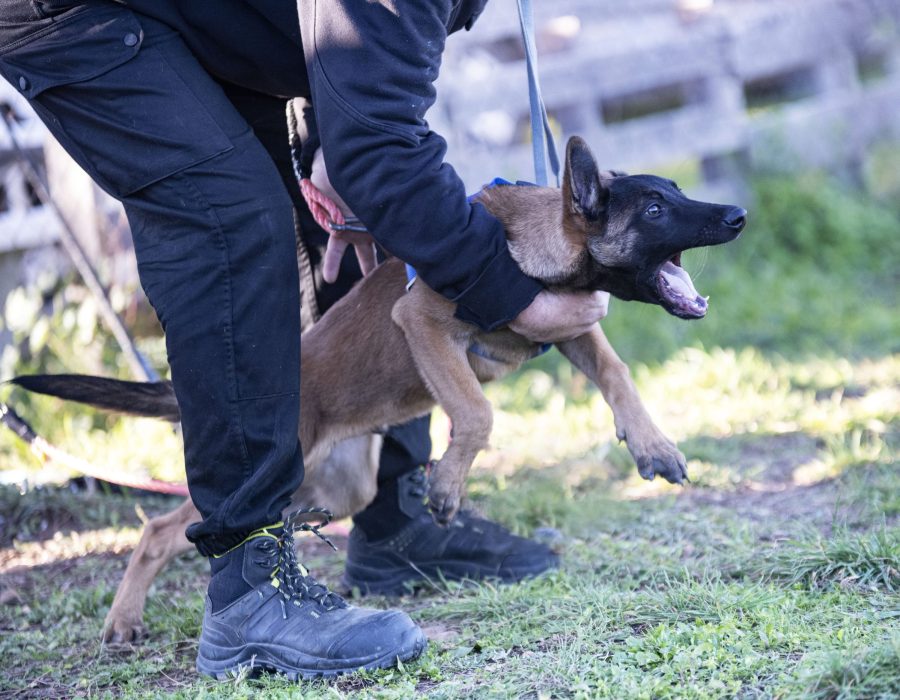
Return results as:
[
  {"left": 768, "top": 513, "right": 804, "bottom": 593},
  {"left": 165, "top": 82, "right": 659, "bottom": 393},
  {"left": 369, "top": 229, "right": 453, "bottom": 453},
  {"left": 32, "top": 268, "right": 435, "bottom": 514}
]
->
[
  {"left": 349, "top": 417, "right": 432, "bottom": 535},
  {"left": 0, "top": 3, "right": 423, "bottom": 677},
  {"left": 37, "top": 26, "right": 303, "bottom": 554}
]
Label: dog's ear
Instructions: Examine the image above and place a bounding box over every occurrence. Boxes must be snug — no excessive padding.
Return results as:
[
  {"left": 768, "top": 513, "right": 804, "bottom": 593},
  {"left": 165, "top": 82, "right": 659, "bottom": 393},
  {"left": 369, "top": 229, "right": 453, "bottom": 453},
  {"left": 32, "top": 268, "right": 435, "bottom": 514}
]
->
[{"left": 563, "top": 136, "right": 609, "bottom": 222}]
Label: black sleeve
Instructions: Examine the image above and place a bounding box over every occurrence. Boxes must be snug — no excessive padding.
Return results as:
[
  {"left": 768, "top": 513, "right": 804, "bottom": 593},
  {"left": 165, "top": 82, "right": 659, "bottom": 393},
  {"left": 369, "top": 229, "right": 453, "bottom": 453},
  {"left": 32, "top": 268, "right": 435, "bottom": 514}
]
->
[{"left": 299, "top": 0, "right": 543, "bottom": 331}]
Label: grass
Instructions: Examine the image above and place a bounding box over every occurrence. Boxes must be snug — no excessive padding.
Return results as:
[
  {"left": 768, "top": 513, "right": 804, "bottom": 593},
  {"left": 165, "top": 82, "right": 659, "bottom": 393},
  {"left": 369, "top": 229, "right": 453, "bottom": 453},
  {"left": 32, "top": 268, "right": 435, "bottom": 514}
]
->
[
  {"left": 1, "top": 166, "right": 899, "bottom": 697},
  {"left": 761, "top": 526, "right": 900, "bottom": 593},
  {"left": 1, "top": 347, "right": 897, "bottom": 698},
  {"left": 786, "top": 634, "right": 900, "bottom": 700}
]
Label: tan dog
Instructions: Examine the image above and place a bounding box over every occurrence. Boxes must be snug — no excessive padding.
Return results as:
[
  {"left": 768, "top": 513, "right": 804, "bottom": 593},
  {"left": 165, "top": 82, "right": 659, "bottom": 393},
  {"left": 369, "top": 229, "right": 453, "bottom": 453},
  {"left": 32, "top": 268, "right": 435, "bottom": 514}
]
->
[{"left": 12, "top": 136, "right": 746, "bottom": 641}]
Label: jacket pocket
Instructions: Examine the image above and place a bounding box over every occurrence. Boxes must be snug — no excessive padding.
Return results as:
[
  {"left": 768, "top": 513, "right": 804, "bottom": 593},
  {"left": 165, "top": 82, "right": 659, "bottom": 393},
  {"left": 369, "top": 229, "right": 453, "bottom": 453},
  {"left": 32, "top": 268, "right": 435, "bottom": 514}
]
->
[{"left": 0, "top": 4, "right": 233, "bottom": 197}]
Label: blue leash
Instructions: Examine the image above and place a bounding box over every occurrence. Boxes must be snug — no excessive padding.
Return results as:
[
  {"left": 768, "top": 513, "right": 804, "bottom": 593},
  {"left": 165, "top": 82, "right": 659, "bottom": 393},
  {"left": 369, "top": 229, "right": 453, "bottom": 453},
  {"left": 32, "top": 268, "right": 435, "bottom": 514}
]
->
[{"left": 516, "top": 0, "right": 560, "bottom": 188}]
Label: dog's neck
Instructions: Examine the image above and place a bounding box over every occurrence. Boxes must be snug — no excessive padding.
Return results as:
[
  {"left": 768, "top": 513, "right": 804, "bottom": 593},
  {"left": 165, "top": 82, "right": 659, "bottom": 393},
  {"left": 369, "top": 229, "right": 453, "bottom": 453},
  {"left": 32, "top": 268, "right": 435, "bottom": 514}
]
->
[{"left": 476, "top": 185, "right": 613, "bottom": 290}]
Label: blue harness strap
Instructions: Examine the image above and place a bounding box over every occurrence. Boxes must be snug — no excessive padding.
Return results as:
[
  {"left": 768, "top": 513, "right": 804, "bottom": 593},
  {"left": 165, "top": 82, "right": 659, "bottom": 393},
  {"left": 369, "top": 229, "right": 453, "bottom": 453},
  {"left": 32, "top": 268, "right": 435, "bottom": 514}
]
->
[
  {"left": 468, "top": 177, "right": 521, "bottom": 200},
  {"left": 404, "top": 262, "right": 417, "bottom": 291}
]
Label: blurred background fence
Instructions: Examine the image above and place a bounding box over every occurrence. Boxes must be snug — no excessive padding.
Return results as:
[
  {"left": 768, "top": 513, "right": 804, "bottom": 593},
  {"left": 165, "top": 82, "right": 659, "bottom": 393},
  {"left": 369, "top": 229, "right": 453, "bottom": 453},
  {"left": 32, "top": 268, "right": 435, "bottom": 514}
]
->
[
  {"left": 0, "top": 0, "right": 899, "bottom": 356},
  {"left": 434, "top": 0, "right": 900, "bottom": 194}
]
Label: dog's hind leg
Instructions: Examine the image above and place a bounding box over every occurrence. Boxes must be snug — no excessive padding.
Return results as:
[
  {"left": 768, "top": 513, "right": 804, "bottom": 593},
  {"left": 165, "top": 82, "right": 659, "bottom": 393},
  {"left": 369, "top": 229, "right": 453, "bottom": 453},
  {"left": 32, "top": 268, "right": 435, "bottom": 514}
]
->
[
  {"left": 291, "top": 434, "right": 383, "bottom": 520},
  {"left": 557, "top": 326, "right": 688, "bottom": 484},
  {"left": 392, "top": 295, "right": 492, "bottom": 525},
  {"left": 103, "top": 498, "right": 198, "bottom": 644}
]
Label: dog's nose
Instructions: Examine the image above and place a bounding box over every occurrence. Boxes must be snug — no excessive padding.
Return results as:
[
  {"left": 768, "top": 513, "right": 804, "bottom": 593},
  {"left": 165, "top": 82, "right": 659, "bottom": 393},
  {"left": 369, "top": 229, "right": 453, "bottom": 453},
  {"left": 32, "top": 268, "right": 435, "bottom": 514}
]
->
[{"left": 723, "top": 207, "right": 747, "bottom": 231}]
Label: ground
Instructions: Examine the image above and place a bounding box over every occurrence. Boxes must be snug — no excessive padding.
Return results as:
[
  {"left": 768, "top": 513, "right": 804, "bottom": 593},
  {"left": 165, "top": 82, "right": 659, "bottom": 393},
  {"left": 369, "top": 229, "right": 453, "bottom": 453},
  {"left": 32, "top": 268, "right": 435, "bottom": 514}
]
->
[{"left": 1, "top": 348, "right": 897, "bottom": 699}]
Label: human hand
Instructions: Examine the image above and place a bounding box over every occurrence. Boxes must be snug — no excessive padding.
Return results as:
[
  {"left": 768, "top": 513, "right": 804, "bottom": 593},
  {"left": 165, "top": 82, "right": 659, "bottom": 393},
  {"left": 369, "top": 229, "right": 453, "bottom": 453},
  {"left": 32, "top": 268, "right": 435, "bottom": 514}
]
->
[
  {"left": 508, "top": 289, "right": 610, "bottom": 343},
  {"left": 299, "top": 150, "right": 377, "bottom": 283},
  {"left": 321, "top": 225, "right": 378, "bottom": 283}
]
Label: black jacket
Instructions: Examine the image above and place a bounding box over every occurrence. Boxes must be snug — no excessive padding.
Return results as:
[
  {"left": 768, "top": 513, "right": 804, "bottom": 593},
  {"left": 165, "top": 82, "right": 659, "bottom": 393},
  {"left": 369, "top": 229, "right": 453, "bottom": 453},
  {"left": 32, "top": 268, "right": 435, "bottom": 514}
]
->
[{"left": 126, "top": 0, "right": 544, "bottom": 331}]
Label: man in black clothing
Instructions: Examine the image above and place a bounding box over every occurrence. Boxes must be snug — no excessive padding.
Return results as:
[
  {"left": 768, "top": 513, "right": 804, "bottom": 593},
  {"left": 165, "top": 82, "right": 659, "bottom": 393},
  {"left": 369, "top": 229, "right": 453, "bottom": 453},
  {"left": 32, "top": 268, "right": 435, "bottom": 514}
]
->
[{"left": 0, "top": 0, "right": 607, "bottom": 678}]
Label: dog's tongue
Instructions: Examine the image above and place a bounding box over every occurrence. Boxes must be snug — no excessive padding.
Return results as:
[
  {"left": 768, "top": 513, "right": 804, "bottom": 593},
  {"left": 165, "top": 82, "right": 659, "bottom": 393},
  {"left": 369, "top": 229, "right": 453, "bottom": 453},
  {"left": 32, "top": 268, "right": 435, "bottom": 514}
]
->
[
  {"left": 660, "top": 261, "right": 699, "bottom": 299},
  {"left": 659, "top": 260, "right": 708, "bottom": 316}
]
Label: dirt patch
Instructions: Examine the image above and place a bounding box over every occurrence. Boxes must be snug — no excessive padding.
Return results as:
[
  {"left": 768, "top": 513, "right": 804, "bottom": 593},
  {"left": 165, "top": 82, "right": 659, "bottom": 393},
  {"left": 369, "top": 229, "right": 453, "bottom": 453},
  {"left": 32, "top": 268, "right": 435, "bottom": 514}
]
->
[
  {"left": 736, "top": 432, "right": 822, "bottom": 484},
  {"left": 683, "top": 431, "right": 822, "bottom": 485},
  {"left": 420, "top": 622, "right": 462, "bottom": 644},
  {"left": 681, "top": 480, "right": 838, "bottom": 531},
  {"left": 2, "top": 551, "right": 125, "bottom": 603},
  {"left": 0, "top": 484, "right": 183, "bottom": 548},
  {"left": 675, "top": 431, "right": 859, "bottom": 535}
]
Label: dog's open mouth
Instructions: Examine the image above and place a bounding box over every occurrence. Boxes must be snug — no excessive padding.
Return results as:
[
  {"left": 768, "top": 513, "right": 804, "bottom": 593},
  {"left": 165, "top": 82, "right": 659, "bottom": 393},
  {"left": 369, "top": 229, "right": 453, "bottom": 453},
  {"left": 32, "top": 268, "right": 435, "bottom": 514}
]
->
[{"left": 657, "top": 252, "right": 708, "bottom": 319}]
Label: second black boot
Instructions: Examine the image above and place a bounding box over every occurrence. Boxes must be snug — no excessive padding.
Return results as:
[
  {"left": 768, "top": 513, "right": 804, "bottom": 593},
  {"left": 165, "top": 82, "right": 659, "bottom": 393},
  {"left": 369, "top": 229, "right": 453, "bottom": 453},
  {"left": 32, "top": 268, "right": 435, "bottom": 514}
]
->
[{"left": 343, "top": 466, "right": 559, "bottom": 595}]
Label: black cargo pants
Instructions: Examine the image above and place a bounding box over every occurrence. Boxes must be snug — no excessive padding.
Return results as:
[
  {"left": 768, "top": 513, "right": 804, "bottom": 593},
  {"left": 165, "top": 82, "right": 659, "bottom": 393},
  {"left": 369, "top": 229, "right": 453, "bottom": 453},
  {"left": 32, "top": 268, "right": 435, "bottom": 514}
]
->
[{"left": 0, "top": 1, "right": 429, "bottom": 553}]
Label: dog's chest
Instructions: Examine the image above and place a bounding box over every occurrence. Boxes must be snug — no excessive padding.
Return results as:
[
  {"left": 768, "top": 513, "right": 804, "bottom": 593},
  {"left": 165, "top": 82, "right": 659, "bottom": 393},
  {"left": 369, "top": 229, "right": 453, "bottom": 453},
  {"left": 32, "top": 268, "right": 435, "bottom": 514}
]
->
[{"left": 465, "top": 331, "right": 543, "bottom": 383}]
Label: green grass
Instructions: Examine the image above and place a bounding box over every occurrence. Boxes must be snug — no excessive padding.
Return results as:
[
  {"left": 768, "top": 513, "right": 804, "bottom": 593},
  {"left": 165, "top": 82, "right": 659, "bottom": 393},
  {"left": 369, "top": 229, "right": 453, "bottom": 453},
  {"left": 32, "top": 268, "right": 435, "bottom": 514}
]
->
[
  {"left": 786, "top": 633, "right": 900, "bottom": 700},
  {"left": 1, "top": 167, "right": 899, "bottom": 697},
  {"left": 761, "top": 526, "right": 900, "bottom": 593},
  {"left": 1, "top": 347, "right": 897, "bottom": 698}
]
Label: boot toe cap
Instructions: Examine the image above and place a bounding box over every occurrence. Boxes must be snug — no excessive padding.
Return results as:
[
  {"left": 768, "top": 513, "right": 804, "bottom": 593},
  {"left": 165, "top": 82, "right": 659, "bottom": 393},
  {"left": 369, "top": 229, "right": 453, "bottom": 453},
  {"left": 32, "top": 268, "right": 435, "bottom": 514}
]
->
[
  {"left": 328, "top": 609, "right": 426, "bottom": 664},
  {"left": 499, "top": 545, "right": 560, "bottom": 579}
]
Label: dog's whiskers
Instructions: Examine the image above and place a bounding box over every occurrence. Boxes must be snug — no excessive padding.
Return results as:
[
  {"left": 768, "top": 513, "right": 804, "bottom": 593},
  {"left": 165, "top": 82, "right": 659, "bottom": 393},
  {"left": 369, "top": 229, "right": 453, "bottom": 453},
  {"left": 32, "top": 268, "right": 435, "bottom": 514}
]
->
[{"left": 685, "top": 247, "right": 710, "bottom": 281}]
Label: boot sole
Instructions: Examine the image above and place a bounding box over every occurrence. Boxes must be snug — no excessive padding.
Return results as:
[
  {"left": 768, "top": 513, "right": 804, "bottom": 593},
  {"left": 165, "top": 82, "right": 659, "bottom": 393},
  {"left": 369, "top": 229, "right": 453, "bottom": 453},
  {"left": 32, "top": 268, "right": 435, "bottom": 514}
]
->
[
  {"left": 197, "top": 625, "right": 427, "bottom": 680},
  {"left": 342, "top": 556, "right": 558, "bottom": 596}
]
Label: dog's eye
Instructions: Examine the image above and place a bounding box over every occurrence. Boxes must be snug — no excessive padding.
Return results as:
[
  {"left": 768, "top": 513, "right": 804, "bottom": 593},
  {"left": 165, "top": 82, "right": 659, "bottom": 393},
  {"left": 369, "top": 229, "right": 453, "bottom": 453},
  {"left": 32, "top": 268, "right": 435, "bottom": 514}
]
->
[{"left": 646, "top": 203, "right": 662, "bottom": 217}]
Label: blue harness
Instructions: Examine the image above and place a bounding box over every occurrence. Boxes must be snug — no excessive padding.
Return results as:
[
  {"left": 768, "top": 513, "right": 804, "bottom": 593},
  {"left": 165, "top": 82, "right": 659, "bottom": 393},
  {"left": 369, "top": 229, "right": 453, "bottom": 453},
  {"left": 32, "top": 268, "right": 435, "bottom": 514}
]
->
[{"left": 405, "top": 178, "right": 551, "bottom": 363}]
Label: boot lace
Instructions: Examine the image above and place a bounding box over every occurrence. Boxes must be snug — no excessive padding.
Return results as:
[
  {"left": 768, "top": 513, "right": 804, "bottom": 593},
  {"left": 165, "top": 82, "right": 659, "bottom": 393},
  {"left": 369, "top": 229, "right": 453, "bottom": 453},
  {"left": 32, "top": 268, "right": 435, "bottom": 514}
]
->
[{"left": 261, "top": 507, "right": 347, "bottom": 611}]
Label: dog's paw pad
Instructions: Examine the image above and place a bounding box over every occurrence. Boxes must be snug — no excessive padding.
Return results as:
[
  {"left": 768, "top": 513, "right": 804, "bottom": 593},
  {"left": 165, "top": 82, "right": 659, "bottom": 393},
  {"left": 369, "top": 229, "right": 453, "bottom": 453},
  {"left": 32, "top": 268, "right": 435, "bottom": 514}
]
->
[
  {"left": 103, "top": 620, "right": 147, "bottom": 645},
  {"left": 636, "top": 451, "right": 688, "bottom": 485},
  {"left": 654, "top": 456, "right": 686, "bottom": 485},
  {"left": 428, "top": 490, "right": 461, "bottom": 526}
]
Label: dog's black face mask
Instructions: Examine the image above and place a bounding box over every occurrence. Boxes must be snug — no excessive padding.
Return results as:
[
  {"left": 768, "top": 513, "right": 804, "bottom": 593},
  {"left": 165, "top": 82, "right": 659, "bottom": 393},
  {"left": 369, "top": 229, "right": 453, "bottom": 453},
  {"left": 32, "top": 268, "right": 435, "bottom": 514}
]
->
[{"left": 564, "top": 137, "right": 746, "bottom": 319}]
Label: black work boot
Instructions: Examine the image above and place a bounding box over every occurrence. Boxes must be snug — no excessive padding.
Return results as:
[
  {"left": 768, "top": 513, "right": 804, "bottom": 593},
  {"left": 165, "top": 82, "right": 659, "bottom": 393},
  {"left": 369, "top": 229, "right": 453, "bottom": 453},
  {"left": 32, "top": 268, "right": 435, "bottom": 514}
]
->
[
  {"left": 343, "top": 467, "right": 559, "bottom": 595},
  {"left": 196, "top": 511, "right": 427, "bottom": 680}
]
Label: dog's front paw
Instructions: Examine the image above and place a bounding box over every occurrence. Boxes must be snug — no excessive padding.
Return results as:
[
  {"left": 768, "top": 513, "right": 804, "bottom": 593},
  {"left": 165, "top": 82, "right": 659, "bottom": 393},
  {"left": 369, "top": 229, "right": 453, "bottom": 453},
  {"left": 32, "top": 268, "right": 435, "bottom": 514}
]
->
[
  {"left": 636, "top": 451, "right": 688, "bottom": 484},
  {"left": 627, "top": 430, "right": 688, "bottom": 485},
  {"left": 428, "top": 486, "right": 462, "bottom": 527},
  {"left": 427, "top": 466, "right": 464, "bottom": 526},
  {"left": 102, "top": 608, "right": 147, "bottom": 645}
]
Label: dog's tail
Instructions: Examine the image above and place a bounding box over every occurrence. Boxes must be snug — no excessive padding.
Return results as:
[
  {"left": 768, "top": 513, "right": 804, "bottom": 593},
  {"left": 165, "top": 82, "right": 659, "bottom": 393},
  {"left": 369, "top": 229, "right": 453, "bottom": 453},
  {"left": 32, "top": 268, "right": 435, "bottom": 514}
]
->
[{"left": 7, "top": 374, "right": 181, "bottom": 422}]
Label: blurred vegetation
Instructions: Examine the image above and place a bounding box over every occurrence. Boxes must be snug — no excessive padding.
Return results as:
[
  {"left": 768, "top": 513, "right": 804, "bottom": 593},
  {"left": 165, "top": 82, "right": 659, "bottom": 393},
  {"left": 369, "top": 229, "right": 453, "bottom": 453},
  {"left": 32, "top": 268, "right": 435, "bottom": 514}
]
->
[{"left": 0, "top": 273, "right": 178, "bottom": 485}]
